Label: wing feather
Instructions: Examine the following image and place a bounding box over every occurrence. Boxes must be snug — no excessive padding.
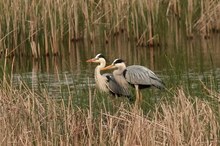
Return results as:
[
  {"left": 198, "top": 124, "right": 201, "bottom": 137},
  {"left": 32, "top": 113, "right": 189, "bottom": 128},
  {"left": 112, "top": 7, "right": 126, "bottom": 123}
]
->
[
  {"left": 103, "top": 73, "right": 131, "bottom": 97},
  {"left": 124, "top": 65, "right": 165, "bottom": 89}
]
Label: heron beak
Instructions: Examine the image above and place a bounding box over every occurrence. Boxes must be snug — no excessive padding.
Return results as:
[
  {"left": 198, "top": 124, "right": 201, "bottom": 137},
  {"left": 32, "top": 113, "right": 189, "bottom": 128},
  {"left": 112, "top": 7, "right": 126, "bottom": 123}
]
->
[
  {"left": 101, "top": 65, "right": 115, "bottom": 70},
  {"left": 86, "top": 58, "right": 96, "bottom": 62}
]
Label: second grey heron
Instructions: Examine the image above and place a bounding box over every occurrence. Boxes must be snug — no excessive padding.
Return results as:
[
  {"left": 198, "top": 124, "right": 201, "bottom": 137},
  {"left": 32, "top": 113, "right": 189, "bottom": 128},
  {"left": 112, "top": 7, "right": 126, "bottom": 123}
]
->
[
  {"left": 86, "top": 54, "right": 131, "bottom": 98},
  {"left": 102, "top": 58, "right": 165, "bottom": 104}
]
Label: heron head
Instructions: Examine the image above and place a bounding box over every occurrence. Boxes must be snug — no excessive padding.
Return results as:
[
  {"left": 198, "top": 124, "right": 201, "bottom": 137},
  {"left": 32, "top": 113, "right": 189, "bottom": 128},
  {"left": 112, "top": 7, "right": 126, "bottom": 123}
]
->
[
  {"left": 112, "top": 58, "right": 125, "bottom": 67},
  {"left": 101, "top": 58, "right": 126, "bottom": 70},
  {"left": 86, "top": 53, "right": 106, "bottom": 63}
]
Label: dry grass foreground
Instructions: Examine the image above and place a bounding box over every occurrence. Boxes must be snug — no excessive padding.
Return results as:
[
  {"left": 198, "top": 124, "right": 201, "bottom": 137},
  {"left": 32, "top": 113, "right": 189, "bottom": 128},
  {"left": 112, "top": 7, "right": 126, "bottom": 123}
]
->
[{"left": 0, "top": 84, "right": 219, "bottom": 145}]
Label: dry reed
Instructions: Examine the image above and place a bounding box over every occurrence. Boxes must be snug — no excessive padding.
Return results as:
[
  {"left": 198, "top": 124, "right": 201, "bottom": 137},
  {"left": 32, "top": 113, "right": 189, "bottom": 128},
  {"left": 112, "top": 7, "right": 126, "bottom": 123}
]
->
[
  {"left": 0, "top": 79, "right": 219, "bottom": 145},
  {"left": 194, "top": 0, "right": 220, "bottom": 38}
]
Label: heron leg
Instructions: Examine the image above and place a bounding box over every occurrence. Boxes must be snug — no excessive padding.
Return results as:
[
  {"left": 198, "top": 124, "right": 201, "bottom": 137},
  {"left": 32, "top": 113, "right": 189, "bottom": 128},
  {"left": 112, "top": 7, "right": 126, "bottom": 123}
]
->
[
  {"left": 134, "top": 85, "right": 140, "bottom": 107},
  {"left": 139, "top": 90, "right": 142, "bottom": 103}
]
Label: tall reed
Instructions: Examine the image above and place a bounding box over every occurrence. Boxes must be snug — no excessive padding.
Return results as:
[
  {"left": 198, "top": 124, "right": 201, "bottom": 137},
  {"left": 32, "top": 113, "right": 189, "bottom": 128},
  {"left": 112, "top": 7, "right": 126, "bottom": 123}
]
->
[
  {"left": 0, "top": 0, "right": 219, "bottom": 56},
  {"left": 194, "top": 0, "right": 220, "bottom": 38},
  {"left": 0, "top": 77, "right": 219, "bottom": 145}
]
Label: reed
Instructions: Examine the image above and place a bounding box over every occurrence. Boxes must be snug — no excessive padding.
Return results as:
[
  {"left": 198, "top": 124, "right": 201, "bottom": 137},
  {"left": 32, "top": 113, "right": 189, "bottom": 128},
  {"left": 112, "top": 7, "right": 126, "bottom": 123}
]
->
[
  {"left": 194, "top": 0, "right": 220, "bottom": 38},
  {"left": 0, "top": 77, "right": 219, "bottom": 145},
  {"left": 0, "top": 0, "right": 219, "bottom": 56}
]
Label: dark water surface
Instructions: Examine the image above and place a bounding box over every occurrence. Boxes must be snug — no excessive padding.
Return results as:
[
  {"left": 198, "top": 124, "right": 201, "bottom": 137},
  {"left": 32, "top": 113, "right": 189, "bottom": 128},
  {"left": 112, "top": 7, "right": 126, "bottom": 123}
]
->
[{"left": 7, "top": 33, "right": 220, "bottom": 104}]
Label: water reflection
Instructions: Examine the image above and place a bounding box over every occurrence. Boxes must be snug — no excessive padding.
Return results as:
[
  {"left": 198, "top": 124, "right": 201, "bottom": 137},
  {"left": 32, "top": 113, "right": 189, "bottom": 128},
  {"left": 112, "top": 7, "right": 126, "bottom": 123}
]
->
[
  {"left": 8, "top": 33, "right": 220, "bottom": 99},
  {"left": 12, "top": 71, "right": 90, "bottom": 99}
]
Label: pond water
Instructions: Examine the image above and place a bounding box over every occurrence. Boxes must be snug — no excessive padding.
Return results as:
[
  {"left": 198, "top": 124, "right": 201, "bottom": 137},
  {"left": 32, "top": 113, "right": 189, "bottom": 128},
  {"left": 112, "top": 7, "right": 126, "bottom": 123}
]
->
[
  {"left": 1, "top": 14, "right": 219, "bottom": 107},
  {"left": 6, "top": 31, "right": 220, "bottom": 104}
]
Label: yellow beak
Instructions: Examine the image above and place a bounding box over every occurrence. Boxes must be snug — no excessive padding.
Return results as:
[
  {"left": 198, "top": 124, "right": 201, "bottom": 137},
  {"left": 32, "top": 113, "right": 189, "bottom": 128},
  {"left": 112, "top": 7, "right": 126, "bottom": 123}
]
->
[
  {"left": 86, "top": 58, "right": 96, "bottom": 62},
  {"left": 101, "top": 64, "right": 115, "bottom": 71}
]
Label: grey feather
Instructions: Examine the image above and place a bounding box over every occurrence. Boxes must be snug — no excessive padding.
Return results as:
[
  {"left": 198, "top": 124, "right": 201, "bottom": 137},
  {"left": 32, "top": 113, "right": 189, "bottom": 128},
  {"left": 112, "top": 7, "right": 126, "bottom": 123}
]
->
[
  {"left": 103, "top": 73, "right": 131, "bottom": 98},
  {"left": 124, "top": 65, "right": 165, "bottom": 89}
]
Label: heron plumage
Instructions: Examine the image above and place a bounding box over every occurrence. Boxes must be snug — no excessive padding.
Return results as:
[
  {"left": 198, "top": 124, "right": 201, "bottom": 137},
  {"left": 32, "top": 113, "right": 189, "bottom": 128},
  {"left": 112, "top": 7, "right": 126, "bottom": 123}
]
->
[
  {"left": 104, "top": 73, "right": 131, "bottom": 97},
  {"left": 124, "top": 65, "right": 165, "bottom": 89},
  {"left": 87, "top": 54, "right": 131, "bottom": 98},
  {"left": 101, "top": 58, "right": 165, "bottom": 104}
]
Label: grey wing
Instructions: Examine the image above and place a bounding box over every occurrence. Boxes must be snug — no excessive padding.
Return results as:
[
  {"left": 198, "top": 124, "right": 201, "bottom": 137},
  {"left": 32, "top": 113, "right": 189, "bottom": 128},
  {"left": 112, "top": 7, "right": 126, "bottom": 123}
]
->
[
  {"left": 103, "top": 73, "right": 131, "bottom": 97},
  {"left": 125, "top": 65, "right": 165, "bottom": 89}
]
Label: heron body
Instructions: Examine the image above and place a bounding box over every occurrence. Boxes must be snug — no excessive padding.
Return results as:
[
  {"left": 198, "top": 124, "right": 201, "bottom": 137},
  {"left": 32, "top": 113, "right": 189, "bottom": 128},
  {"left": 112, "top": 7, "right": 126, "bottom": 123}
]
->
[
  {"left": 102, "top": 59, "right": 165, "bottom": 104},
  {"left": 103, "top": 73, "right": 130, "bottom": 97},
  {"left": 124, "top": 65, "right": 165, "bottom": 89},
  {"left": 86, "top": 54, "right": 131, "bottom": 98}
]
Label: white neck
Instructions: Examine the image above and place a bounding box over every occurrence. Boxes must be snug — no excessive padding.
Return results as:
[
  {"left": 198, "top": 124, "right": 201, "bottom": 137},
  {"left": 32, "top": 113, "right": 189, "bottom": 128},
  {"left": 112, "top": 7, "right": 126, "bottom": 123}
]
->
[
  {"left": 94, "top": 60, "right": 108, "bottom": 92},
  {"left": 95, "top": 60, "right": 106, "bottom": 75},
  {"left": 114, "top": 63, "right": 126, "bottom": 75},
  {"left": 113, "top": 63, "right": 129, "bottom": 91}
]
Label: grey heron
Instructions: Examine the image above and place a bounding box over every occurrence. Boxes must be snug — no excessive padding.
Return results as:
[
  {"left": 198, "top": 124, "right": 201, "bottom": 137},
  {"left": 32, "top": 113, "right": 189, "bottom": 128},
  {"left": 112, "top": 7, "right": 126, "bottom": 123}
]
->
[
  {"left": 86, "top": 54, "right": 131, "bottom": 98},
  {"left": 102, "top": 58, "right": 165, "bottom": 104}
]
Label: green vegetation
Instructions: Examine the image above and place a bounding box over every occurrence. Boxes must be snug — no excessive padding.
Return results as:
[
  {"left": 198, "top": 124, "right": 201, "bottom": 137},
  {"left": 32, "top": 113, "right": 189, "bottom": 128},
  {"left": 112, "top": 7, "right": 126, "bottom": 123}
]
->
[
  {"left": 0, "top": 79, "right": 219, "bottom": 145},
  {"left": 0, "top": 0, "right": 219, "bottom": 57}
]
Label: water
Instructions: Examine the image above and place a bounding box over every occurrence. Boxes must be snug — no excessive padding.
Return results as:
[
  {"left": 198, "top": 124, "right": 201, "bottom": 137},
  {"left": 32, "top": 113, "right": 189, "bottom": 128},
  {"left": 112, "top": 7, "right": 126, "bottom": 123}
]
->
[{"left": 4, "top": 32, "right": 220, "bottom": 103}]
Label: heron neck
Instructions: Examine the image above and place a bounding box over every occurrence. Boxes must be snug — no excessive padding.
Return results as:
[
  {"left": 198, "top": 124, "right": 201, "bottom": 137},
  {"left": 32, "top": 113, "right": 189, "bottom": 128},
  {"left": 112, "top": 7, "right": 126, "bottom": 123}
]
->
[
  {"left": 113, "top": 67, "right": 129, "bottom": 92},
  {"left": 95, "top": 62, "right": 106, "bottom": 73},
  {"left": 114, "top": 65, "right": 126, "bottom": 75},
  {"left": 94, "top": 62, "right": 108, "bottom": 92},
  {"left": 94, "top": 62, "right": 106, "bottom": 80}
]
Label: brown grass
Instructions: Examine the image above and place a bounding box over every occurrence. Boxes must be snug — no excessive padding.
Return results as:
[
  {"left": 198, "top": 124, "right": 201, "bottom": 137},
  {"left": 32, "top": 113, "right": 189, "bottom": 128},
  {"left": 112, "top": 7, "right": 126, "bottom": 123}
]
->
[{"left": 0, "top": 81, "right": 219, "bottom": 145}]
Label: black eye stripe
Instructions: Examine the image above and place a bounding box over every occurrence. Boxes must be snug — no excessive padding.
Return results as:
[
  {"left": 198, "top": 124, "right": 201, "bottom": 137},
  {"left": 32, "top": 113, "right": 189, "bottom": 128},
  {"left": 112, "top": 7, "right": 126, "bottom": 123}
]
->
[
  {"left": 113, "top": 59, "right": 124, "bottom": 65},
  {"left": 95, "top": 53, "right": 105, "bottom": 59}
]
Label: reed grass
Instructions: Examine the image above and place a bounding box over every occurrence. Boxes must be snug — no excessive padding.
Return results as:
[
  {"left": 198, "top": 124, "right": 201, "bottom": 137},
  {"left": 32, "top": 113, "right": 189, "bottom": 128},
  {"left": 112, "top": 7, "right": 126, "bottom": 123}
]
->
[
  {"left": 194, "top": 0, "right": 220, "bottom": 38},
  {"left": 0, "top": 77, "right": 219, "bottom": 145},
  {"left": 0, "top": 0, "right": 220, "bottom": 57}
]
